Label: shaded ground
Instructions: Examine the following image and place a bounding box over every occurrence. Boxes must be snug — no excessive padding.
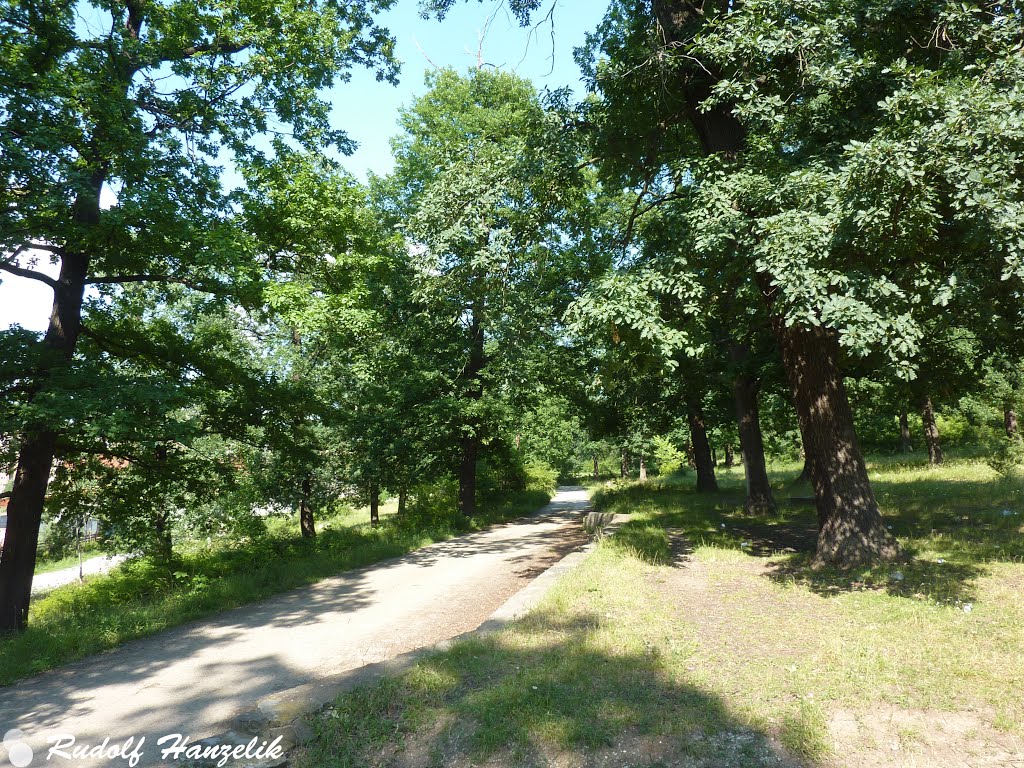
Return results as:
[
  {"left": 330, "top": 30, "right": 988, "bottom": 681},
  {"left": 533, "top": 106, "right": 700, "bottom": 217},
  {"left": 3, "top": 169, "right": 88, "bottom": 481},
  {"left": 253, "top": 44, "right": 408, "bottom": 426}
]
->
[
  {"left": 295, "top": 463, "right": 1024, "bottom": 768},
  {"left": 0, "top": 488, "right": 591, "bottom": 768}
]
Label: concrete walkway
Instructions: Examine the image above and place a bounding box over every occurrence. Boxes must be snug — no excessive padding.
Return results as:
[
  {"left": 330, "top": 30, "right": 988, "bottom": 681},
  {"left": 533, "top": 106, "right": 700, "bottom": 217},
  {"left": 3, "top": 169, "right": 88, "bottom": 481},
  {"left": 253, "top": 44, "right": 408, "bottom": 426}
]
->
[
  {"left": 0, "top": 488, "right": 591, "bottom": 767},
  {"left": 32, "top": 554, "right": 128, "bottom": 595}
]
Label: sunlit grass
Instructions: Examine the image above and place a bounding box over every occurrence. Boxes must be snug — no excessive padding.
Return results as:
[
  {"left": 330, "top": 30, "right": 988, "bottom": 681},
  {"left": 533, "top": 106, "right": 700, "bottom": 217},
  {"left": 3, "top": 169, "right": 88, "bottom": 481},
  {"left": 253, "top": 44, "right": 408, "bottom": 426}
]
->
[{"left": 296, "top": 454, "right": 1024, "bottom": 767}]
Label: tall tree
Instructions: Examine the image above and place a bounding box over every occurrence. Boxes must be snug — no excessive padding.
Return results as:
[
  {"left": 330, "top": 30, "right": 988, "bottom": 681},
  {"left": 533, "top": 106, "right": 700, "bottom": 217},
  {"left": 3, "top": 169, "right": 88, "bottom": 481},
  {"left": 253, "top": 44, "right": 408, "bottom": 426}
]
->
[
  {"left": 380, "top": 68, "right": 592, "bottom": 516},
  {"left": 0, "top": 0, "right": 397, "bottom": 632}
]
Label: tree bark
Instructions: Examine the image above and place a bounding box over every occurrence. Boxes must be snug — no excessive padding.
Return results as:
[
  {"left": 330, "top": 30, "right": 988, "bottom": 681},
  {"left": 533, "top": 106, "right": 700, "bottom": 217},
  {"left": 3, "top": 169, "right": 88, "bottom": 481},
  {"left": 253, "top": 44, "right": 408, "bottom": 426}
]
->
[
  {"left": 771, "top": 320, "right": 900, "bottom": 567},
  {"left": 724, "top": 444, "right": 735, "bottom": 468},
  {"left": 731, "top": 352, "right": 776, "bottom": 515},
  {"left": 921, "top": 396, "right": 943, "bottom": 465},
  {"left": 899, "top": 410, "right": 913, "bottom": 453},
  {"left": 687, "top": 403, "right": 718, "bottom": 493},
  {"left": 299, "top": 474, "right": 316, "bottom": 539},
  {"left": 0, "top": 174, "right": 101, "bottom": 634},
  {"left": 638, "top": 456, "right": 648, "bottom": 482},
  {"left": 593, "top": 454, "right": 599, "bottom": 481},
  {"left": 397, "top": 487, "right": 407, "bottom": 516},
  {"left": 458, "top": 305, "right": 484, "bottom": 517},
  {"left": 369, "top": 484, "right": 380, "bottom": 527},
  {"left": 1004, "top": 404, "right": 1018, "bottom": 439}
]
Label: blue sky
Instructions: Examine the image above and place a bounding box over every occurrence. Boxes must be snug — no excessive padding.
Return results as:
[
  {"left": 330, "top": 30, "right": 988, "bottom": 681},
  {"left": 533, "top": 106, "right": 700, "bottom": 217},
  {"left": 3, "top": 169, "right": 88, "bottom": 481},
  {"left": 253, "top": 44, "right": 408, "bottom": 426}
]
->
[{"left": 0, "top": 0, "right": 607, "bottom": 332}]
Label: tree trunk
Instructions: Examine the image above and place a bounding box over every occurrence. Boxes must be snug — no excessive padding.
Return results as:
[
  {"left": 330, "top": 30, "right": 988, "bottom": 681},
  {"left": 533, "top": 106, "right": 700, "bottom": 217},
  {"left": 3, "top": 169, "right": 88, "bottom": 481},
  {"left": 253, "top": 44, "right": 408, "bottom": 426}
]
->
[
  {"left": 369, "top": 484, "right": 380, "bottom": 527},
  {"left": 299, "top": 474, "right": 316, "bottom": 539},
  {"left": 899, "top": 410, "right": 913, "bottom": 453},
  {"left": 731, "top": 352, "right": 776, "bottom": 515},
  {"left": 685, "top": 441, "right": 695, "bottom": 468},
  {"left": 921, "top": 396, "right": 943, "bottom": 465},
  {"left": 724, "top": 444, "right": 735, "bottom": 468},
  {"left": 1004, "top": 404, "right": 1018, "bottom": 439},
  {"left": 458, "top": 306, "right": 484, "bottom": 517},
  {"left": 687, "top": 403, "right": 718, "bottom": 493},
  {"left": 153, "top": 508, "right": 174, "bottom": 565},
  {"left": 771, "top": 319, "right": 900, "bottom": 567},
  {"left": 593, "top": 454, "right": 599, "bottom": 481},
  {"left": 398, "top": 487, "right": 407, "bottom": 516},
  {"left": 0, "top": 176, "right": 101, "bottom": 634},
  {"left": 638, "top": 456, "right": 648, "bottom": 482},
  {"left": 796, "top": 456, "right": 812, "bottom": 484}
]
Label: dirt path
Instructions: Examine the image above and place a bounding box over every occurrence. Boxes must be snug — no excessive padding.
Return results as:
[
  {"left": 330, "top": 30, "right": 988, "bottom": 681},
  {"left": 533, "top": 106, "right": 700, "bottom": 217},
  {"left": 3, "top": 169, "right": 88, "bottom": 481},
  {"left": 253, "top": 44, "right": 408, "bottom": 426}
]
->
[
  {"left": 32, "top": 554, "right": 128, "bottom": 595},
  {"left": 0, "top": 488, "right": 591, "bottom": 766}
]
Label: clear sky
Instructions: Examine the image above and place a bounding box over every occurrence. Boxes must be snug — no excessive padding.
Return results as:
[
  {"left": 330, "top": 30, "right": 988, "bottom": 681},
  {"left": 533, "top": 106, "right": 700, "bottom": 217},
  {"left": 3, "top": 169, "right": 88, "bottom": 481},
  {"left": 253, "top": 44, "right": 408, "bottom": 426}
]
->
[{"left": 0, "top": 0, "right": 607, "bottom": 332}]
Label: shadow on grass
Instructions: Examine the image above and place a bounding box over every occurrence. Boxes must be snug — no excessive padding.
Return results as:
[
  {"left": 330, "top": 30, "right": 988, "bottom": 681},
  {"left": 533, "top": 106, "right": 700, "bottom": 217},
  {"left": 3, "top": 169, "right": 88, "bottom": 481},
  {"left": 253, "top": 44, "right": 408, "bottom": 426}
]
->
[
  {"left": 594, "top": 466, "right": 1024, "bottom": 606},
  {"left": 297, "top": 609, "right": 817, "bottom": 768}
]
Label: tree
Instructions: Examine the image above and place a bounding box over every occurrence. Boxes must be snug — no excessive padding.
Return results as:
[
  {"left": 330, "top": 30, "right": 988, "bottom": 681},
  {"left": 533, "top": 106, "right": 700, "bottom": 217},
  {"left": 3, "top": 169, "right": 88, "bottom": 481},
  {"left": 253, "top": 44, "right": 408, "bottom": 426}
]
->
[
  {"left": 0, "top": 0, "right": 397, "bottom": 632},
  {"left": 380, "top": 68, "right": 592, "bottom": 516}
]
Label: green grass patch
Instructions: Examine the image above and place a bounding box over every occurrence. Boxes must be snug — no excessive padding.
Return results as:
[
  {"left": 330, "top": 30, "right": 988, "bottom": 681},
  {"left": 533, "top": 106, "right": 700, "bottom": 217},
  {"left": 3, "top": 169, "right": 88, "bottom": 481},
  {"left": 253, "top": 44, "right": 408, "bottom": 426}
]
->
[
  {"left": 0, "top": 488, "right": 552, "bottom": 687},
  {"left": 296, "top": 455, "right": 1024, "bottom": 767}
]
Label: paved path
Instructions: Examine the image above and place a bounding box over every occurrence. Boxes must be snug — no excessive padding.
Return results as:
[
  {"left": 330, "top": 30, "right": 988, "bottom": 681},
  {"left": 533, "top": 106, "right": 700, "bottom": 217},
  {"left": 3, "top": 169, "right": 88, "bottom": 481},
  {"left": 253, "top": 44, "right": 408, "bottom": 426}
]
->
[
  {"left": 0, "top": 488, "right": 591, "bottom": 766},
  {"left": 32, "top": 554, "right": 128, "bottom": 595}
]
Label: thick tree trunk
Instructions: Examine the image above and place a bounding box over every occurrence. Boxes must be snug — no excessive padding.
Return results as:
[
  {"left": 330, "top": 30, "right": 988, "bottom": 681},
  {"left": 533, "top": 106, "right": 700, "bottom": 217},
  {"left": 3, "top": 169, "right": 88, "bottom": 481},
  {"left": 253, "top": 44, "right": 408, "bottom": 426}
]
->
[
  {"left": 299, "top": 475, "right": 316, "bottom": 539},
  {"left": 369, "top": 484, "right": 380, "bottom": 527},
  {"left": 724, "top": 444, "right": 735, "bottom": 468},
  {"left": 593, "top": 454, "right": 599, "bottom": 481},
  {"left": 687, "top": 403, "right": 718, "bottom": 493},
  {"left": 899, "top": 410, "right": 913, "bottom": 453},
  {"left": 795, "top": 456, "right": 812, "bottom": 484},
  {"left": 921, "top": 396, "right": 943, "bottom": 465},
  {"left": 0, "top": 433, "right": 57, "bottom": 633},
  {"left": 731, "top": 344, "right": 776, "bottom": 515},
  {"left": 638, "top": 456, "right": 648, "bottom": 482},
  {"left": 1004, "top": 404, "right": 1018, "bottom": 439},
  {"left": 0, "top": 176, "right": 101, "bottom": 634},
  {"left": 458, "top": 307, "right": 484, "bottom": 517},
  {"left": 772, "top": 320, "right": 900, "bottom": 567},
  {"left": 397, "top": 487, "right": 407, "bottom": 516}
]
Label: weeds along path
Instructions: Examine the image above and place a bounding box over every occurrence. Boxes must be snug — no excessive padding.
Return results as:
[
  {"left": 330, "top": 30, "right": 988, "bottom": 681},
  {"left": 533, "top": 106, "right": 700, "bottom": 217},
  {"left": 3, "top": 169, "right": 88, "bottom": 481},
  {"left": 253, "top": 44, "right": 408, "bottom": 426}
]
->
[{"left": 0, "top": 488, "right": 591, "bottom": 767}]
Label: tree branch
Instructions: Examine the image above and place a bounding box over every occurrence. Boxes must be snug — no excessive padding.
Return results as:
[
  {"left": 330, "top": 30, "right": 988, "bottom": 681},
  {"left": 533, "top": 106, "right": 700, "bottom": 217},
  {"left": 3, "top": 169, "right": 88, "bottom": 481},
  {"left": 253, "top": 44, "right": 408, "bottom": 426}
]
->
[
  {"left": 0, "top": 262, "right": 57, "bottom": 289},
  {"left": 85, "top": 274, "right": 220, "bottom": 293}
]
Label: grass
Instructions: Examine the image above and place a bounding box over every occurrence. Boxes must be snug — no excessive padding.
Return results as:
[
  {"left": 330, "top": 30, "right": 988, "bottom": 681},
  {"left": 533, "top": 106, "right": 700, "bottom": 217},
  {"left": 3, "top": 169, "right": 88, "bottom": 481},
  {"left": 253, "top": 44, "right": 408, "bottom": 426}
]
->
[
  {"left": 294, "top": 453, "right": 1024, "bottom": 768},
  {"left": 0, "top": 488, "right": 552, "bottom": 687}
]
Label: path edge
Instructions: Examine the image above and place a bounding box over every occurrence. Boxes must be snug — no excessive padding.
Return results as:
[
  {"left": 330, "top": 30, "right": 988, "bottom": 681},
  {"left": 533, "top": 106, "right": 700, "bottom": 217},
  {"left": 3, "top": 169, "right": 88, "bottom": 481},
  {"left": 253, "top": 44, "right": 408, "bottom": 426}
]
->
[{"left": 179, "top": 507, "right": 628, "bottom": 768}]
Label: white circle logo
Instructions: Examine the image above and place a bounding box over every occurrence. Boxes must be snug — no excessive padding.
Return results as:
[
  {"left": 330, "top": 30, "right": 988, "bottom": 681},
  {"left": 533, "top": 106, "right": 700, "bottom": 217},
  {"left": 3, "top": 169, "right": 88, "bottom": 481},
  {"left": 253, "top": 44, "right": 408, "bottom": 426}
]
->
[{"left": 3, "top": 730, "right": 32, "bottom": 768}]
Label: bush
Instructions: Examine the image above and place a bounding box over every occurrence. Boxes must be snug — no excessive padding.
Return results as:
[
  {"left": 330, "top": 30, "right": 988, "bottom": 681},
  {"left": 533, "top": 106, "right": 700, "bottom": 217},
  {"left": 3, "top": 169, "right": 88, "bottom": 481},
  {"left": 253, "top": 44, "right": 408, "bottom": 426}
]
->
[
  {"left": 524, "top": 461, "right": 558, "bottom": 494},
  {"left": 987, "top": 438, "right": 1024, "bottom": 478}
]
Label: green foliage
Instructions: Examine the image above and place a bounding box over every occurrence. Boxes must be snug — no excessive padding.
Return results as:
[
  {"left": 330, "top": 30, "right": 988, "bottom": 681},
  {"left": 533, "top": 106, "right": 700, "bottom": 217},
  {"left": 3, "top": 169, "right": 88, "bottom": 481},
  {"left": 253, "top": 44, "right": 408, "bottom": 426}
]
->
[
  {"left": 651, "top": 435, "right": 688, "bottom": 476},
  {"left": 987, "top": 439, "right": 1024, "bottom": 480}
]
